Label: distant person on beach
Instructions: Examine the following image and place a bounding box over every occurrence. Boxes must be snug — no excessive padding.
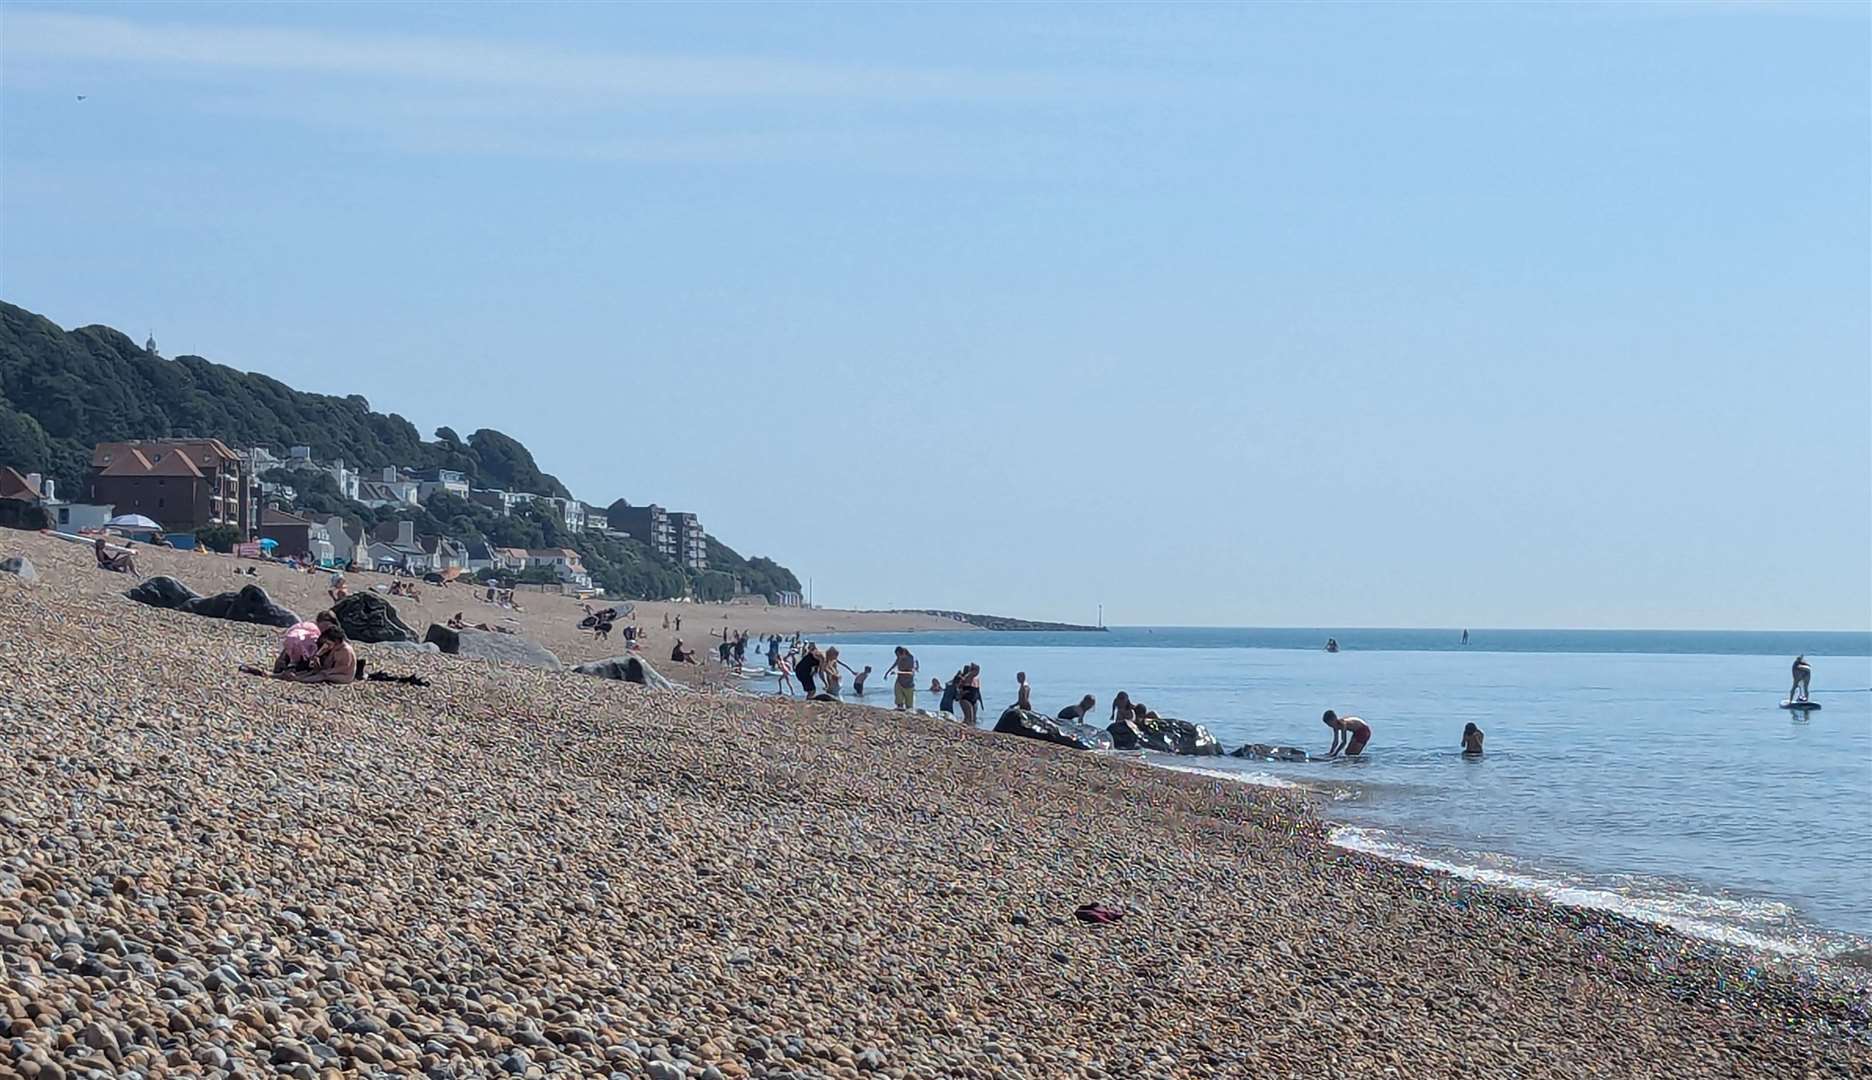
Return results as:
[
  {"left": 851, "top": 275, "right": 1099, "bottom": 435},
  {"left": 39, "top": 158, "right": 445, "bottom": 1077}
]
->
[
  {"left": 663, "top": 613, "right": 670, "bottom": 630},
  {"left": 94, "top": 535, "right": 137, "bottom": 576},
  {"left": 1790, "top": 656, "right": 1813, "bottom": 703},
  {"left": 885, "top": 647, "right": 919, "bottom": 710},
  {"left": 1461, "top": 629, "right": 1470, "bottom": 646},
  {"left": 1057, "top": 695, "right": 1096, "bottom": 722},
  {"left": 671, "top": 640, "right": 698, "bottom": 664},
  {"left": 1015, "top": 672, "right": 1032, "bottom": 711},
  {"left": 1322, "top": 710, "right": 1371, "bottom": 757},
  {"left": 1461, "top": 722, "right": 1484, "bottom": 755}
]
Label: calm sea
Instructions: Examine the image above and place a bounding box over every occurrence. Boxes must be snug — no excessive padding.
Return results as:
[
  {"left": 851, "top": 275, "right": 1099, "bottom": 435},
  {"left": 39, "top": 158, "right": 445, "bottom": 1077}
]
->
[{"left": 791, "top": 627, "right": 1872, "bottom": 960}]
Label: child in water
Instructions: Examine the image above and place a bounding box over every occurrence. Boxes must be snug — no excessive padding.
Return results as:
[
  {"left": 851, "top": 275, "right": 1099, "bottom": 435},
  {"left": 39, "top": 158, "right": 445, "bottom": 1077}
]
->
[{"left": 1461, "top": 723, "right": 1485, "bottom": 755}]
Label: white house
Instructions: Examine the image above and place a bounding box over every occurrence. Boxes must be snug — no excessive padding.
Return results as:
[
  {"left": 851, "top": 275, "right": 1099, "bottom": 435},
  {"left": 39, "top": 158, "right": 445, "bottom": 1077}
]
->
[
  {"left": 526, "top": 547, "right": 591, "bottom": 587},
  {"left": 413, "top": 468, "right": 469, "bottom": 503},
  {"left": 47, "top": 500, "right": 116, "bottom": 534},
  {"left": 549, "top": 497, "right": 586, "bottom": 533}
]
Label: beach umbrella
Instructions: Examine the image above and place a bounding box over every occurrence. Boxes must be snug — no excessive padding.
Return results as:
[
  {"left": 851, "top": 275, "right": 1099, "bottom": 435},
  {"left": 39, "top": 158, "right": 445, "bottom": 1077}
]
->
[{"left": 105, "top": 514, "right": 162, "bottom": 530}]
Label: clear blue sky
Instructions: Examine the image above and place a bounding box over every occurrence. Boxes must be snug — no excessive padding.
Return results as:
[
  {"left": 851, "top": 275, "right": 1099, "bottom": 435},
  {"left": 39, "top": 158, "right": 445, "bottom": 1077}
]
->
[{"left": 3, "top": 2, "right": 1867, "bottom": 629}]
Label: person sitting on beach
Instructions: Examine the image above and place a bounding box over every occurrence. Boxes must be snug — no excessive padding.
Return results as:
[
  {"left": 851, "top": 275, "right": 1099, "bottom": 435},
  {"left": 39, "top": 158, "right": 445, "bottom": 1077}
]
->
[
  {"left": 1790, "top": 656, "right": 1813, "bottom": 703},
  {"left": 1015, "top": 672, "right": 1032, "bottom": 711},
  {"left": 448, "top": 612, "right": 468, "bottom": 630},
  {"left": 1461, "top": 722, "right": 1485, "bottom": 755},
  {"left": 1322, "top": 710, "right": 1371, "bottom": 757},
  {"left": 298, "top": 624, "right": 359, "bottom": 684},
  {"left": 94, "top": 535, "right": 138, "bottom": 576},
  {"left": 1057, "top": 695, "right": 1096, "bottom": 722},
  {"left": 671, "top": 640, "right": 699, "bottom": 664},
  {"left": 270, "top": 611, "right": 338, "bottom": 676}
]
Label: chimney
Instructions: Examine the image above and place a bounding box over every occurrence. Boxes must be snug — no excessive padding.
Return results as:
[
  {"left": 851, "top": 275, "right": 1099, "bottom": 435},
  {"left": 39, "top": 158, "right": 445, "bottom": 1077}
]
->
[{"left": 397, "top": 520, "right": 415, "bottom": 546}]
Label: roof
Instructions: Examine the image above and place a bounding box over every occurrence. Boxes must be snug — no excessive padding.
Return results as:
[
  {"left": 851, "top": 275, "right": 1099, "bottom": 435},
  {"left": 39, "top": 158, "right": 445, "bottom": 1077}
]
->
[
  {"left": 0, "top": 467, "right": 41, "bottom": 500},
  {"left": 527, "top": 547, "right": 581, "bottom": 558},
  {"left": 260, "top": 507, "right": 311, "bottom": 526},
  {"left": 97, "top": 447, "right": 207, "bottom": 480},
  {"left": 92, "top": 439, "right": 237, "bottom": 469}
]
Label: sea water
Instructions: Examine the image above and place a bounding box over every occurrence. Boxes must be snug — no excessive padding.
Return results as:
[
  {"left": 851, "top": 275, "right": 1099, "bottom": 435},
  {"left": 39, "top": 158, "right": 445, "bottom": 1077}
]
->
[{"left": 798, "top": 628, "right": 1872, "bottom": 959}]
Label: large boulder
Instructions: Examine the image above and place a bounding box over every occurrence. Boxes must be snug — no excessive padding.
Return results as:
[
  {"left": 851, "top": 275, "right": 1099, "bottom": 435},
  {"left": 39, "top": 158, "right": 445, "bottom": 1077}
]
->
[
  {"left": 0, "top": 556, "right": 37, "bottom": 583},
  {"left": 1112, "top": 715, "right": 1222, "bottom": 756},
  {"left": 333, "top": 592, "right": 418, "bottom": 643},
  {"left": 182, "top": 584, "right": 300, "bottom": 628},
  {"left": 425, "top": 623, "right": 561, "bottom": 671},
  {"left": 574, "top": 655, "right": 675, "bottom": 691},
  {"left": 125, "top": 575, "right": 202, "bottom": 610},
  {"left": 993, "top": 708, "right": 1113, "bottom": 752}
]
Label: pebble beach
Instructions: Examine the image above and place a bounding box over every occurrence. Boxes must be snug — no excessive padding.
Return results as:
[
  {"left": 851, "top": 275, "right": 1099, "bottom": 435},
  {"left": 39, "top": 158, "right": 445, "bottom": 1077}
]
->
[{"left": 1, "top": 531, "right": 1867, "bottom": 1079}]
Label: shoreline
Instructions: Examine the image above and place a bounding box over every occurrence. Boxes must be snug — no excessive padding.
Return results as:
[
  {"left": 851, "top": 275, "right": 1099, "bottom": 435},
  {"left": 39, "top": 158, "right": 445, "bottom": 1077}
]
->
[
  {"left": 2, "top": 527, "right": 1868, "bottom": 1077},
  {"left": 739, "top": 678, "right": 1872, "bottom": 968}
]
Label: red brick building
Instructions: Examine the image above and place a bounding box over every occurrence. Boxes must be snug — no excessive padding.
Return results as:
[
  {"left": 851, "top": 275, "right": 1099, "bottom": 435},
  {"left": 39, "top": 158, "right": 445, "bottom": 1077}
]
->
[{"left": 88, "top": 439, "right": 248, "bottom": 535}]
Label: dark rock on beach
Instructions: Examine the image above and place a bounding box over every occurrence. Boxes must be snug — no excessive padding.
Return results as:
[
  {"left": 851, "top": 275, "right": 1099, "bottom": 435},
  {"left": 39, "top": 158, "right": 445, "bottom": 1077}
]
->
[
  {"left": 1110, "top": 715, "right": 1222, "bottom": 756},
  {"left": 993, "top": 708, "right": 1114, "bottom": 751},
  {"left": 183, "top": 583, "right": 300, "bottom": 627},
  {"left": 124, "top": 574, "right": 200, "bottom": 609},
  {"left": 426, "top": 623, "right": 562, "bottom": 671},
  {"left": 332, "top": 591, "right": 419, "bottom": 643},
  {"left": 127, "top": 575, "right": 299, "bottom": 626},
  {"left": 574, "top": 654, "right": 675, "bottom": 691}
]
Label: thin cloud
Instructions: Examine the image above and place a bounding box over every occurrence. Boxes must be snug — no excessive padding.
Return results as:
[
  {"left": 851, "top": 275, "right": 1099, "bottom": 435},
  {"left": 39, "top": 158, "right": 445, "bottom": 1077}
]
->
[{"left": 1, "top": 10, "right": 1130, "bottom": 104}]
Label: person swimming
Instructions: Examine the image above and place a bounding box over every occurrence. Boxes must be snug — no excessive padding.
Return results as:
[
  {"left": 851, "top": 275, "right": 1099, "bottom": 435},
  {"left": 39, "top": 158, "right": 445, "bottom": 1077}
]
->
[
  {"left": 1322, "top": 710, "right": 1370, "bottom": 757},
  {"left": 1461, "top": 722, "right": 1484, "bottom": 755},
  {"left": 1789, "top": 656, "right": 1813, "bottom": 703}
]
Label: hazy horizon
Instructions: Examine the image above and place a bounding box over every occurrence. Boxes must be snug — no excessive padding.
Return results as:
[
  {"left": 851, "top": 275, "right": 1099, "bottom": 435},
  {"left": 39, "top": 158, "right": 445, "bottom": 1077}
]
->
[{"left": 4, "top": 3, "right": 1867, "bottom": 630}]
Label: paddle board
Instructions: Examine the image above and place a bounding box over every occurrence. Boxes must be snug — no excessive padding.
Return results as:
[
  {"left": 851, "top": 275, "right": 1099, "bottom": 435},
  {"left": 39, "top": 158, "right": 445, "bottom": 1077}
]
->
[{"left": 1780, "top": 700, "right": 1821, "bottom": 711}]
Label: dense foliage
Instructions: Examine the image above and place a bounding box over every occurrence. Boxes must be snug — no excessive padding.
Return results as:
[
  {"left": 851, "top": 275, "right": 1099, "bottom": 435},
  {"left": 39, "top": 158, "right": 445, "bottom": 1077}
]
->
[
  {"left": 193, "top": 524, "right": 241, "bottom": 554},
  {"left": 0, "top": 302, "right": 569, "bottom": 501},
  {"left": 0, "top": 301, "right": 799, "bottom": 601}
]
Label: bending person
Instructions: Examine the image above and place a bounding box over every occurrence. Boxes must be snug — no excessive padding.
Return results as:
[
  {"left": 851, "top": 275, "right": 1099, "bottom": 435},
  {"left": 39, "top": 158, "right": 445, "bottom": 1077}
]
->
[{"left": 1322, "top": 710, "right": 1371, "bottom": 758}]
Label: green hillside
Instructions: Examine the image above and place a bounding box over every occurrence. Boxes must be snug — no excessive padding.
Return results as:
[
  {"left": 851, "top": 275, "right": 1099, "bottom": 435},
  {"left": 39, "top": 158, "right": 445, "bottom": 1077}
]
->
[{"left": 0, "top": 301, "right": 799, "bottom": 600}]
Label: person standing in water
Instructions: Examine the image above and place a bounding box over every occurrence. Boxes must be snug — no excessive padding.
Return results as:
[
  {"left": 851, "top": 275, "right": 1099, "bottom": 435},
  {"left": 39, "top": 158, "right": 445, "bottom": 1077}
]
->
[
  {"left": 1789, "top": 656, "right": 1813, "bottom": 703},
  {"left": 1460, "top": 722, "right": 1484, "bottom": 755},
  {"left": 1461, "top": 629, "right": 1469, "bottom": 646},
  {"left": 1322, "top": 710, "right": 1371, "bottom": 757},
  {"left": 885, "top": 646, "right": 918, "bottom": 711}
]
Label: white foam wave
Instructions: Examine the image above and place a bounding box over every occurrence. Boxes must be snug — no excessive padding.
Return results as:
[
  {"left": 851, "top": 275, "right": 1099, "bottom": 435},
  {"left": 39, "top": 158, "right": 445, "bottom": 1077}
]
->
[
  {"left": 1329, "top": 825, "right": 1823, "bottom": 958},
  {"left": 1150, "top": 761, "right": 1300, "bottom": 791}
]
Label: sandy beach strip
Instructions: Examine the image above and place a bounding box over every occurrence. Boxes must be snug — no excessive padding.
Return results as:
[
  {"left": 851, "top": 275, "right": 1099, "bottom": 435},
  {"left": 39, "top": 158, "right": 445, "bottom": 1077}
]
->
[{"left": 0, "top": 529, "right": 1866, "bottom": 1079}]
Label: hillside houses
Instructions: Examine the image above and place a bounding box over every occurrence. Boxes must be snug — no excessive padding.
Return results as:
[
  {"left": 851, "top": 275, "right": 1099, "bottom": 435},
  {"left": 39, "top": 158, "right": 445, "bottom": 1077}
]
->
[{"left": 9, "top": 437, "right": 744, "bottom": 597}]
